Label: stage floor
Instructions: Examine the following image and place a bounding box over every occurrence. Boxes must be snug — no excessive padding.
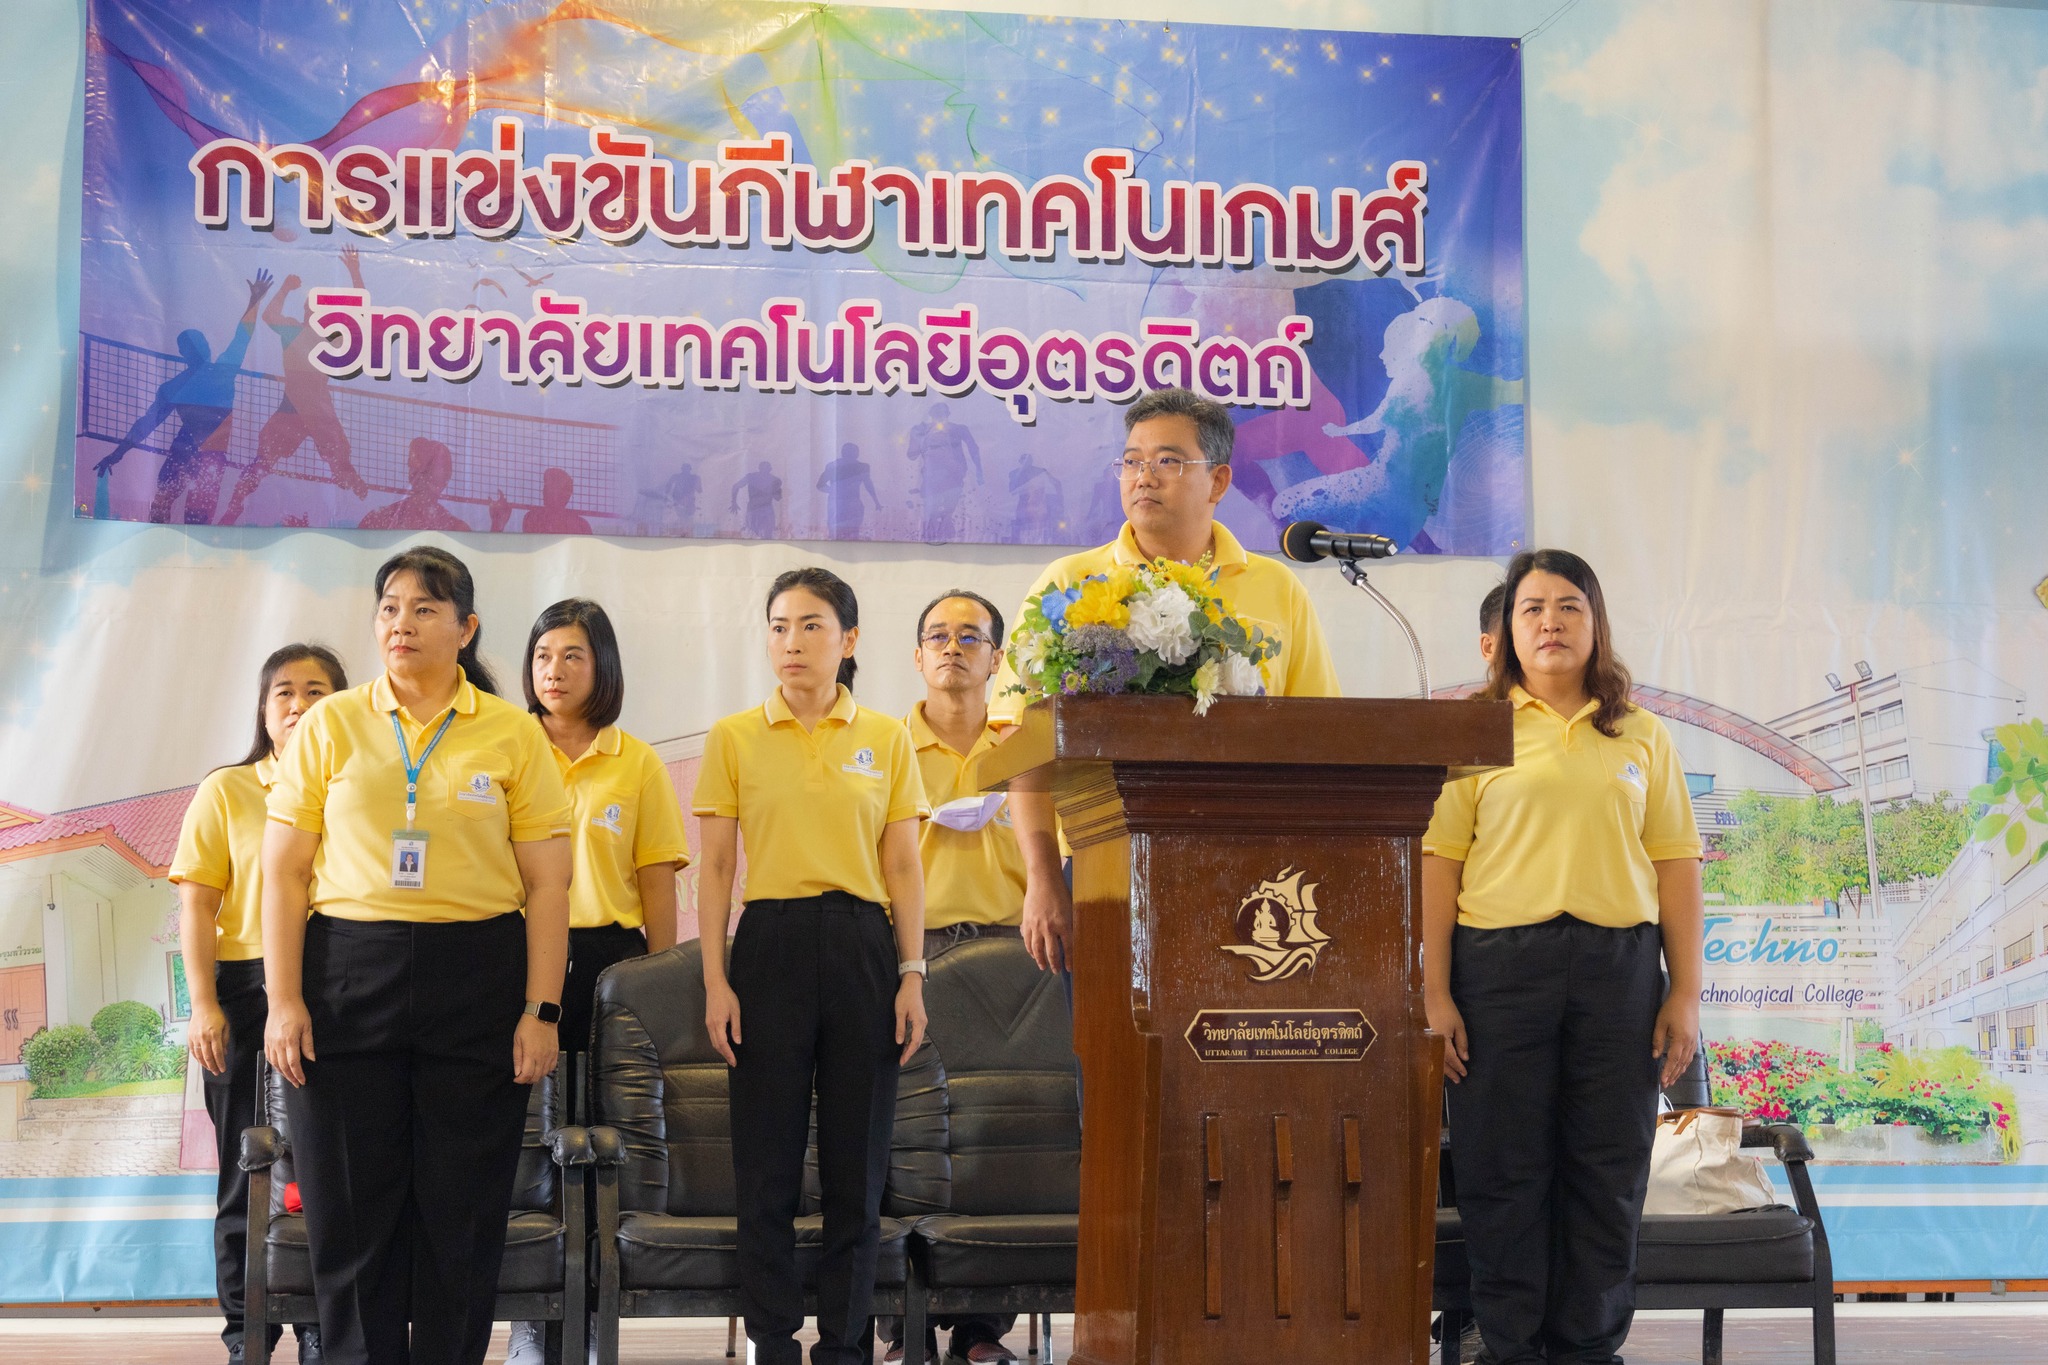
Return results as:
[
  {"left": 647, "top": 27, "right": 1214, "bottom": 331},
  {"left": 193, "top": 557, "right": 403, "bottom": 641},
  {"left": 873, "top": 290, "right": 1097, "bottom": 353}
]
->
[{"left": 0, "top": 1305, "right": 2041, "bottom": 1363}]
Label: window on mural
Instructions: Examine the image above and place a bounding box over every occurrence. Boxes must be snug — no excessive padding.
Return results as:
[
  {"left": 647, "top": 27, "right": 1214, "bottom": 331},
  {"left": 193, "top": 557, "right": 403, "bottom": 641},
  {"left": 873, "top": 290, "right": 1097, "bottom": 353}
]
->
[
  {"left": 2007, "top": 937, "right": 2035, "bottom": 970},
  {"left": 1979, "top": 957, "right": 1997, "bottom": 982}
]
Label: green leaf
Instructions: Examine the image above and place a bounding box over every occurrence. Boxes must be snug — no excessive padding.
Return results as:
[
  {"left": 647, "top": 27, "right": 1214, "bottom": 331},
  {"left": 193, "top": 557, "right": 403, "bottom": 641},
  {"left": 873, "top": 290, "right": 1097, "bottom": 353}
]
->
[
  {"left": 2008, "top": 821, "right": 2028, "bottom": 856},
  {"left": 1969, "top": 783, "right": 2000, "bottom": 805},
  {"left": 1993, "top": 774, "right": 2014, "bottom": 797},
  {"left": 1974, "top": 813, "right": 2010, "bottom": 841}
]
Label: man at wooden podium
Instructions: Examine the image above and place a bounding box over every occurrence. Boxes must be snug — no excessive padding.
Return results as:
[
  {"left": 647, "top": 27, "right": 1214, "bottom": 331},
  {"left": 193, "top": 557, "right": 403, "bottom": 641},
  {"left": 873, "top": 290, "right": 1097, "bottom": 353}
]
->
[{"left": 989, "top": 386, "right": 1342, "bottom": 974}]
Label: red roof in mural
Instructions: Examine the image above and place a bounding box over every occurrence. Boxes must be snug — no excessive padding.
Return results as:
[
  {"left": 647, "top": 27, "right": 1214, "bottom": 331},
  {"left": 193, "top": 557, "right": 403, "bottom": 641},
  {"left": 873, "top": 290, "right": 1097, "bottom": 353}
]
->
[{"left": 0, "top": 785, "right": 198, "bottom": 874}]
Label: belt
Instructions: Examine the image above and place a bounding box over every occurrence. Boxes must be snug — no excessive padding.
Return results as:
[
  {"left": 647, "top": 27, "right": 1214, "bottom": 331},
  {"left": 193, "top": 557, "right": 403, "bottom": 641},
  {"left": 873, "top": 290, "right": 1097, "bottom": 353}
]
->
[{"left": 744, "top": 891, "right": 883, "bottom": 915}]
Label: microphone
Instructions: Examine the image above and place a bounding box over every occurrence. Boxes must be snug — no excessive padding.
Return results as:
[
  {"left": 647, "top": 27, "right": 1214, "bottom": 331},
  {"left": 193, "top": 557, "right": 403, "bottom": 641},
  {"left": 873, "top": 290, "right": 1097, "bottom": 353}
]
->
[{"left": 1280, "top": 520, "right": 1398, "bottom": 563}]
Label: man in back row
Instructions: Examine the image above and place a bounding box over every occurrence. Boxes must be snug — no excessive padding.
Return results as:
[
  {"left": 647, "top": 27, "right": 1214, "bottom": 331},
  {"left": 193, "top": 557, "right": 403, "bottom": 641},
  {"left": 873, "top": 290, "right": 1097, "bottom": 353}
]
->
[
  {"left": 989, "top": 386, "right": 1342, "bottom": 972},
  {"left": 880, "top": 588, "right": 1029, "bottom": 1363}
]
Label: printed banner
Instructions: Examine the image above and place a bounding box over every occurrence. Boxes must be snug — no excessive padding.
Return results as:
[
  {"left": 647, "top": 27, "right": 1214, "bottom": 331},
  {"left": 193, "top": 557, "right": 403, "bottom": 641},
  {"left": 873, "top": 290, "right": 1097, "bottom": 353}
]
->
[{"left": 76, "top": 2, "right": 1528, "bottom": 550}]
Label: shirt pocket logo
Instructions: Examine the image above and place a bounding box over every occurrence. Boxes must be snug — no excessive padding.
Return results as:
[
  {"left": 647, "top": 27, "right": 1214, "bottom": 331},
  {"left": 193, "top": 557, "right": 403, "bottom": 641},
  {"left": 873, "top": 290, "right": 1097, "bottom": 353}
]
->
[
  {"left": 842, "top": 746, "right": 884, "bottom": 779},
  {"left": 1616, "top": 761, "right": 1647, "bottom": 795},
  {"left": 451, "top": 770, "right": 505, "bottom": 819},
  {"left": 592, "top": 801, "right": 624, "bottom": 834}
]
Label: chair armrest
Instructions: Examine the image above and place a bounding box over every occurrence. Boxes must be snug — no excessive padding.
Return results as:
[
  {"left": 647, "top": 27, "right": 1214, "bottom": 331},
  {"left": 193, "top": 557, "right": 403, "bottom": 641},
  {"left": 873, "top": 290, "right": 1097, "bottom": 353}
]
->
[
  {"left": 240, "top": 1125, "right": 285, "bottom": 1172},
  {"left": 1743, "top": 1122, "right": 1815, "bottom": 1164},
  {"left": 589, "top": 1124, "right": 627, "bottom": 1167},
  {"left": 550, "top": 1124, "right": 595, "bottom": 1168}
]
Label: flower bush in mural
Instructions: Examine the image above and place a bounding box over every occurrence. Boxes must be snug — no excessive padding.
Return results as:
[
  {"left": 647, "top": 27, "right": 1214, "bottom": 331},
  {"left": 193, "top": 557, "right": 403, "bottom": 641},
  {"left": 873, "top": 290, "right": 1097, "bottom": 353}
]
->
[
  {"left": 1708, "top": 1039, "right": 2020, "bottom": 1161},
  {"left": 19, "top": 1000, "right": 185, "bottom": 1098}
]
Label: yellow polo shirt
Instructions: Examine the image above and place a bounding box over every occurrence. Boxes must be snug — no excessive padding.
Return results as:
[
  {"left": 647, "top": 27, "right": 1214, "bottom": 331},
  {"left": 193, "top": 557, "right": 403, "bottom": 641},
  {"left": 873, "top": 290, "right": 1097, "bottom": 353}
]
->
[
  {"left": 693, "top": 685, "right": 928, "bottom": 907},
  {"left": 169, "top": 756, "right": 278, "bottom": 961},
  {"left": 267, "top": 671, "right": 572, "bottom": 924},
  {"left": 908, "top": 702, "right": 1027, "bottom": 931},
  {"left": 989, "top": 520, "right": 1340, "bottom": 722},
  {"left": 1423, "top": 687, "right": 1702, "bottom": 930},
  {"left": 553, "top": 725, "right": 691, "bottom": 931}
]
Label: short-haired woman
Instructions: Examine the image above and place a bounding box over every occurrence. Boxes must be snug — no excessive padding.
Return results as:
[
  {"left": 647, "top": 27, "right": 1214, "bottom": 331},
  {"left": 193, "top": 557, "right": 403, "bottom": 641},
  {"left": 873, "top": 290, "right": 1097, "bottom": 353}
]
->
[
  {"left": 173, "top": 644, "right": 346, "bottom": 1365},
  {"left": 261, "top": 545, "right": 572, "bottom": 1365},
  {"left": 694, "top": 567, "right": 931, "bottom": 1365},
  {"left": 1422, "top": 548, "right": 1704, "bottom": 1365},
  {"left": 504, "top": 598, "right": 689, "bottom": 1364}
]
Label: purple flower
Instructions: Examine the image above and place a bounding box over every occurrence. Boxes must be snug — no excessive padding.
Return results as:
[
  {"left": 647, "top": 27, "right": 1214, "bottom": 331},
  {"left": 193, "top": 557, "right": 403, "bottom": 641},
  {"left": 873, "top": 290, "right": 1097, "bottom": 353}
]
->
[
  {"left": 1059, "top": 669, "right": 1088, "bottom": 695},
  {"left": 1066, "top": 625, "right": 1141, "bottom": 692}
]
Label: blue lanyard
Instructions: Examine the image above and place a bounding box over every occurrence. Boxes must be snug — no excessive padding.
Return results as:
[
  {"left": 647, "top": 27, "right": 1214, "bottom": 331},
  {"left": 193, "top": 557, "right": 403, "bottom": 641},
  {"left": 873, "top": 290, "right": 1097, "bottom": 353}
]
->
[{"left": 391, "top": 709, "right": 456, "bottom": 830}]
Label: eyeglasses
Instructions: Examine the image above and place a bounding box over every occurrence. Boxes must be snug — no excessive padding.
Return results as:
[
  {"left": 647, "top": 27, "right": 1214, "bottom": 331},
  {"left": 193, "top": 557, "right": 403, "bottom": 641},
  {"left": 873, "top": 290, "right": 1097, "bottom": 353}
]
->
[
  {"left": 1113, "top": 455, "right": 1213, "bottom": 479},
  {"left": 920, "top": 630, "right": 991, "bottom": 651}
]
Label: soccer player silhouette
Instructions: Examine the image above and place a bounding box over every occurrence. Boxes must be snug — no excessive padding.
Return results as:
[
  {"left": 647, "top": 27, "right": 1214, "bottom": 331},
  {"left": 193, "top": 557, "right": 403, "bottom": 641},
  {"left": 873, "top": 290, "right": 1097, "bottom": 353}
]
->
[
  {"left": 817, "top": 443, "right": 882, "bottom": 538},
  {"left": 730, "top": 461, "right": 783, "bottom": 539},
  {"left": 905, "top": 402, "right": 982, "bottom": 540}
]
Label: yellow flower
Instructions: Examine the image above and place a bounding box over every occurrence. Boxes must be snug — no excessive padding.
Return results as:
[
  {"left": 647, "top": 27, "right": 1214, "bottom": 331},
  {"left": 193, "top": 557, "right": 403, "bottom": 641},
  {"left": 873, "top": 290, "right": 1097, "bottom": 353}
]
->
[{"left": 1066, "top": 578, "right": 1131, "bottom": 628}]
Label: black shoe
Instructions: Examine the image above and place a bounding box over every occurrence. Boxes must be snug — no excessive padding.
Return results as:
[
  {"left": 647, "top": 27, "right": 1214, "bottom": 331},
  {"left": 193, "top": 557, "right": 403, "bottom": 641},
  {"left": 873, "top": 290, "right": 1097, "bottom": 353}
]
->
[
  {"left": 226, "top": 1341, "right": 246, "bottom": 1365},
  {"left": 296, "top": 1325, "right": 323, "bottom": 1365}
]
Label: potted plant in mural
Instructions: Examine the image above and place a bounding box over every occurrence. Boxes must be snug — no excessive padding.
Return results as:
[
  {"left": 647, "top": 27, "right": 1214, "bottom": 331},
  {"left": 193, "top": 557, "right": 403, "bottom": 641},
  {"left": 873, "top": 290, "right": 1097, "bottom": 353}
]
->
[
  {"left": 1972, "top": 719, "right": 2048, "bottom": 865},
  {"left": 1709, "top": 1039, "right": 2019, "bottom": 1163}
]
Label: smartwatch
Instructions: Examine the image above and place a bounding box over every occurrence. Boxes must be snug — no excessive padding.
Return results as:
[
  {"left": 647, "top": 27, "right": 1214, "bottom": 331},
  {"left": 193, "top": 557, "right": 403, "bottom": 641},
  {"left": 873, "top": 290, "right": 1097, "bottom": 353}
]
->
[{"left": 523, "top": 1000, "right": 563, "bottom": 1025}]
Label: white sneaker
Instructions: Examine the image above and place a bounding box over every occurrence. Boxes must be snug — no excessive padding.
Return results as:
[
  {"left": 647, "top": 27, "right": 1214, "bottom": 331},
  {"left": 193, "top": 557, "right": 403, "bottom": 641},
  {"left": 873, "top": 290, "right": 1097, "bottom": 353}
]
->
[{"left": 505, "top": 1320, "right": 547, "bottom": 1365}]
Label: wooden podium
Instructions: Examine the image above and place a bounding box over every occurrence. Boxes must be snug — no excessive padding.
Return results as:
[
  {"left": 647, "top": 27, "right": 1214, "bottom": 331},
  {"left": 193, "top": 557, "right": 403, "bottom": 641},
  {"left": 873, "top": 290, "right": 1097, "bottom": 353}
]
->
[{"left": 975, "top": 695, "right": 1512, "bottom": 1365}]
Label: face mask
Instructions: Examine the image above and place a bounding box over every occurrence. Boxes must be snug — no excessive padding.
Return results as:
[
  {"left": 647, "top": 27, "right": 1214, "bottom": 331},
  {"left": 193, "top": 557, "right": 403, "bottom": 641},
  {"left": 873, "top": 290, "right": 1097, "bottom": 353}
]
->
[{"left": 929, "top": 793, "right": 1007, "bottom": 832}]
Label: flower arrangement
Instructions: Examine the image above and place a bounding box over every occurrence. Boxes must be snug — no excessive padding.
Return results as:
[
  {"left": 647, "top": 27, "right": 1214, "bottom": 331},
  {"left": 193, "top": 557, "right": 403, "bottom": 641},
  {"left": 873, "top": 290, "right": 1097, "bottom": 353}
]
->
[
  {"left": 1005, "top": 560, "right": 1280, "bottom": 715},
  {"left": 1707, "top": 1038, "right": 2021, "bottom": 1160}
]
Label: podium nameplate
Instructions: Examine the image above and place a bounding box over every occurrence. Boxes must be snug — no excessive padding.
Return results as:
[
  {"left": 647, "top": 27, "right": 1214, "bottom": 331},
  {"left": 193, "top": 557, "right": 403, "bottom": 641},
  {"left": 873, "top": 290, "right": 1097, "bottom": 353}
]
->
[{"left": 1183, "top": 1009, "right": 1376, "bottom": 1063}]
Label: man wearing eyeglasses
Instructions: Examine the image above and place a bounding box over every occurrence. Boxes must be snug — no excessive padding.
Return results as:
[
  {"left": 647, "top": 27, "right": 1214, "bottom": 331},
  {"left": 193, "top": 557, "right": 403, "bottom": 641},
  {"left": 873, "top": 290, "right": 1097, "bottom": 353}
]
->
[
  {"left": 884, "top": 588, "right": 1027, "bottom": 1364},
  {"left": 990, "top": 386, "right": 1340, "bottom": 974}
]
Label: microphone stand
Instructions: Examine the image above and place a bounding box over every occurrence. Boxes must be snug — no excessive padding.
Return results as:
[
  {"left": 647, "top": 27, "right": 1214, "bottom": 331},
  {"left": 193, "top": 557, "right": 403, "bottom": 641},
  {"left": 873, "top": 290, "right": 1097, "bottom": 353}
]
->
[{"left": 1337, "top": 558, "right": 1431, "bottom": 700}]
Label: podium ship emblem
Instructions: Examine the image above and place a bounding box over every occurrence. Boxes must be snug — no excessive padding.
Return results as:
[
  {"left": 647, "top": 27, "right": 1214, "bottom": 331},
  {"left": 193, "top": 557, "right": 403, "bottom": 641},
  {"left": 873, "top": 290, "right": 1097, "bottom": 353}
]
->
[{"left": 1221, "top": 866, "right": 1331, "bottom": 982}]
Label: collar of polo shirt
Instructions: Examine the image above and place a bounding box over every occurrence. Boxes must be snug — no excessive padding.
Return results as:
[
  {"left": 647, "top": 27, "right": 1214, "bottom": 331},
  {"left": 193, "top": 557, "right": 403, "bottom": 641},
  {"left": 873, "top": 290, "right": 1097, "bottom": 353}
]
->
[
  {"left": 555, "top": 724, "right": 624, "bottom": 766},
  {"left": 764, "top": 683, "right": 859, "bottom": 729},
  {"left": 1508, "top": 684, "right": 1600, "bottom": 728},
  {"left": 371, "top": 668, "right": 481, "bottom": 723},
  {"left": 254, "top": 752, "right": 278, "bottom": 789},
  {"left": 1110, "top": 518, "right": 1250, "bottom": 575},
  {"left": 906, "top": 700, "right": 998, "bottom": 759}
]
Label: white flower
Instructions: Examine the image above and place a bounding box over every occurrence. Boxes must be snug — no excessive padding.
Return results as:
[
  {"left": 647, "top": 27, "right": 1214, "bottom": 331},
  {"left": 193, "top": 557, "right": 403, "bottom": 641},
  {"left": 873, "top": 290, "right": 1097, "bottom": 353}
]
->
[
  {"left": 1217, "top": 652, "right": 1264, "bottom": 697},
  {"left": 1191, "top": 658, "right": 1222, "bottom": 716},
  {"left": 1124, "top": 584, "right": 1200, "bottom": 664},
  {"left": 1011, "top": 631, "right": 1051, "bottom": 685}
]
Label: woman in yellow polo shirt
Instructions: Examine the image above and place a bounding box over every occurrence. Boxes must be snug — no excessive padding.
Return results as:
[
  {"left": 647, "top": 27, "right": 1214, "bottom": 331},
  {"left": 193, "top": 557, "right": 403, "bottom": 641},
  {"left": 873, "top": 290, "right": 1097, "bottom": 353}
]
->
[
  {"left": 694, "top": 566, "right": 930, "bottom": 1365},
  {"left": 506, "top": 597, "right": 689, "bottom": 1365},
  {"left": 260, "top": 546, "right": 572, "bottom": 1365},
  {"left": 1421, "top": 549, "right": 1704, "bottom": 1365},
  {"left": 173, "top": 642, "right": 345, "bottom": 1365}
]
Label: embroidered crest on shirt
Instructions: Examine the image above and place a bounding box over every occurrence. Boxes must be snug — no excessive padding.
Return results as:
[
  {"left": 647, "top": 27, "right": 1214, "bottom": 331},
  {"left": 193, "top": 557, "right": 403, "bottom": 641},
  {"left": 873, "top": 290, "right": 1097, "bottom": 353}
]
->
[
  {"left": 1220, "top": 866, "right": 1332, "bottom": 983},
  {"left": 458, "top": 773, "right": 498, "bottom": 804},
  {"left": 842, "top": 746, "right": 884, "bottom": 779},
  {"left": 1617, "top": 761, "right": 1648, "bottom": 795},
  {"left": 593, "top": 802, "right": 623, "bottom": 834}
]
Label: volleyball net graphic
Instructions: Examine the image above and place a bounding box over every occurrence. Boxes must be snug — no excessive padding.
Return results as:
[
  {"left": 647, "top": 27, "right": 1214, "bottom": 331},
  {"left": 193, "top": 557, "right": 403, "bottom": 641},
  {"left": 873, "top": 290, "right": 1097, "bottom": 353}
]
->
[{"left": 77, "top": 333, "right": 619, "bottom": 519}]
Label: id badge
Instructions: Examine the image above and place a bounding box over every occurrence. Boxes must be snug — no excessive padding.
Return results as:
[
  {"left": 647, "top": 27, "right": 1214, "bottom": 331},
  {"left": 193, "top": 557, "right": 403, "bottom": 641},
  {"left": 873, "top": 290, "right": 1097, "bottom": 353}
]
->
[{"left": 390, "top": 831, "right": 429, "bottom": 889}]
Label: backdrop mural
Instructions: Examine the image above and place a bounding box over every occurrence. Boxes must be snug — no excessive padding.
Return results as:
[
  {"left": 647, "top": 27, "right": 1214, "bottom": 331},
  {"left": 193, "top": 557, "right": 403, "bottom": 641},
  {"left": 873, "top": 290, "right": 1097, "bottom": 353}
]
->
[
  {"left": 76, "top": 1, "right": 1528, "bottom": 554},
  {"left": 3, "top": 0, "right": 2047, "bottom": 1307}
]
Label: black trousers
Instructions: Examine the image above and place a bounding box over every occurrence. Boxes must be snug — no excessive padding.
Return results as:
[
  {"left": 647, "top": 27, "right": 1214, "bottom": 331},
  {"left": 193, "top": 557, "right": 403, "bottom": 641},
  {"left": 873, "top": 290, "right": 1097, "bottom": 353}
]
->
[
  {"left": 283, "top": 912, "right": 531, "bottom": 1365},
  {"left": 1445, "top": 916, "right": 1664, "bottom": 1365},
  {"left": 204, "top": 958, "right": 283, "bottom": 1349},
  {"left": 729, "top": 893, "right": 901, "bottom": 1365},
  {"left": 562, "top": 922, "right": 647, "bottom": 1057}
]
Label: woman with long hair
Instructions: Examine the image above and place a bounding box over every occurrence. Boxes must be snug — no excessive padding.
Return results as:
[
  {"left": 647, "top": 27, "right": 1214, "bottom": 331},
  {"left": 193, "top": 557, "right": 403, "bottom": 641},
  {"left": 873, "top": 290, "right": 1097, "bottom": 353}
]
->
[
  {"left": 1422, "top": 548, "right": 1705, "bottom": 1365},
  {"left": 261, "top": 545, "right": 570, "bottom": 1365},
  {"left": 173, "top": 643, "right": 346, "bottom": 1365},
  {"left": 693, "top": 567, "right": 930, "bottom": 1365}
]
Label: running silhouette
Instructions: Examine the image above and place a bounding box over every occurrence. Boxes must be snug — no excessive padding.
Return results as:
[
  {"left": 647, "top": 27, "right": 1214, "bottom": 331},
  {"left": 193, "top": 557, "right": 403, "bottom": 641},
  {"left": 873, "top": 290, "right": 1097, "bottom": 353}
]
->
[
  {"left": 219, "top": 248, "right": 371, "bottom": 524},
  {"left": 1007, "top": 450, "right": 1066, "bottom": 541},
  {"left": 905, "top": 402, "right": 982, "bottom": 541},
  {"left": 641, "top": 460, "right": 702, "bottom": 534},
  {"left": 96, "top": 270, "right": 274, "bottom": 525},
  {"left": 730, "top": 460, "right": 783, "bottom": 539},
  {"left": 357, "top": 437, "right": 472, "bottom": 531},
  {"left": 817, "top": 442, "right": 882, "bottom": 539},
  {"left": 489, "top": 467, "right": 592, "bottom": 534}
]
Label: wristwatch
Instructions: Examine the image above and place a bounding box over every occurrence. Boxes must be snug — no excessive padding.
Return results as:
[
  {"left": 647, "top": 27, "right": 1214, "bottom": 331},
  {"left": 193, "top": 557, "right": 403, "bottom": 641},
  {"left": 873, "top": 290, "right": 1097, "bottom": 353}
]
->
[
  {"left": 898, "top": 958, "right": 929, "bottom": 979},
  {"left": 523, "top": 1000, "right": 563, "bottom": 1024}
]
